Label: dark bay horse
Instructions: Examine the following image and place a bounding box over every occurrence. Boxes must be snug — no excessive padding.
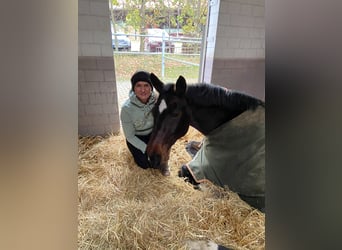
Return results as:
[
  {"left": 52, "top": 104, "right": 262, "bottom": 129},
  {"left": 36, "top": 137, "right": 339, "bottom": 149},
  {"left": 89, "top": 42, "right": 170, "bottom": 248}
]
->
[{"left": 146, "top": 73, "right": 265, "bottom": 210}]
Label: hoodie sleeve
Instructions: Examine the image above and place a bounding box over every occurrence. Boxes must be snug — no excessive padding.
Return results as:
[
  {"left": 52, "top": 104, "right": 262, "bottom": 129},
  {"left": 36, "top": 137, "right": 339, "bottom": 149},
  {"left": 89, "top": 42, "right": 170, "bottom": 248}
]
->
[{"left": 120, "top": 108, "right": 147, "bottom": 153}]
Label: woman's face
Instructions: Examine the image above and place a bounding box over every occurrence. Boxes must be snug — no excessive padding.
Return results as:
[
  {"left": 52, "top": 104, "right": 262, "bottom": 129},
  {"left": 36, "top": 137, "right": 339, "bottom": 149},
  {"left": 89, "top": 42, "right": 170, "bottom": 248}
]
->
[{"left": 134, "top": 81, "right": 152, "bottom": 104}]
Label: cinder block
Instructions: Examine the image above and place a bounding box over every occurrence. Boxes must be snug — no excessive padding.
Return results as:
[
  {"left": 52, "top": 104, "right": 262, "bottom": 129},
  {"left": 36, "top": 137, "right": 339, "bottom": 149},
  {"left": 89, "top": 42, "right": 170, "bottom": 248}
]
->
[
  {"left": 92, "top": 114, "right": 110, "bottom": 125},
  {"left": 90, "top": 1, "right": 109, "bottom": 17},
  {"left": 213, "top": 59, "right": 225, "bottom": 69},
  {"left": 89, "top": 93, "right": 106, "bottom": 104},
  {"left": 78, "top": 115, "right": 93, "bottom": 126},
  {"left": 98, "top": 82, "right": 115, "bottom": 93},
  {"left": 105, "top": 123, "right": 120, "bottom": 135},
  {"left": 78, "top": 104, "right": 86, "bottom": 116},
  {"left": 234, "top": 49, "right": 247, "bottom": 58},
  {"left": 226, "top": 2, "right": 241, "bottom": 15},
  {"left": 224, "top": 59, "right": 246, "bottom": 69},
  {"left": 79, "top": 70, "right": 85, "bottom": 82},
  {"left": 219, "top": 14, "right": 230, "bottom": 27},
  {"left": 240, "top": 5, "right": 252, "bottom": 16},
  {"left": 79, "top": 82, "right": 99, "bottom": 93},
  {"left": 79, "top": 57, "right": 97, "bottom": 69},
  {"left": 249, "top": 28, "right": 265, "bottom": 38},
  {"left": 82, "top": 16, "right": 108, "bottom": 31},
  {"left": 108, "top": 113, "right": 119, "bottom": 123},
  {"left": 227, "top": 38, "right": 240, "bottom": 48},
  {"left": 253, "top": 17, "right": 264, "bottom": 28},
  {"left": 104, "top": 71, "right": 115, "bottom": 81},
  {"left": 93, "top": 30, "right": 110, "bottom": 44},
  {"left": 214, "top": 38, "right": 225, "bottom": 50},
  {"left": 225, "top": 26, "right": 240, "bottom": 37},
  {"left": 79, "top": 94, "right": 89, "bottom": 104},
  {"left": 79, "top": 30, "right": 93, "bottom": 43},
  {"left": 251, "top": 39, "right": 263, "bottom": 49},
  {"left": 102, "top": 103, "right": 116, "bottom": 114},
  {"left": 97, "top": 57, "right": 114, "bottom": 70},
  {"left": 256, "top": 49, "right": 265, "bottom": 58},
  {"left": 105, "top": 93, "right": 118, "bottom": 104},
  {"left": 237, "top": 27, "right": 250, "bottom": 38},
  {"left": 85, "top": 104, "right": 102, "bottom": 115},
  {"left": 87, "top": 125, "right": 106, "bottom": 136},
  {"left": 247, "top": 48, "right": 258, "bottom": 58},
  {"left": 253, "top": 6, "right": 264, "bottom": 17},
  {"left": 101, "top": 45, "right": 114, "bottom": 57},
  {"left": 221, "top": 48, "right": 235, "bottom": 58},
  {"left": 96, "top": 16, "right": 111, "bottom": 31},
  {"left": 78, "top": 0, "right": 90, "bottom": 15},
  {"left": 78, "top": 16, "right": 90, "bottom": 30},
  {"left": 85, "top": 70, "right": 104, "bottom": 81},
  {"left": 78, "top": 126, "right": 92, "bottom": 137},
  {"left": 239, "top": 38, "right": 252, "bottom": 49},
  {"left": 80, "top": 44, "right": 101, "bottom": 57}
]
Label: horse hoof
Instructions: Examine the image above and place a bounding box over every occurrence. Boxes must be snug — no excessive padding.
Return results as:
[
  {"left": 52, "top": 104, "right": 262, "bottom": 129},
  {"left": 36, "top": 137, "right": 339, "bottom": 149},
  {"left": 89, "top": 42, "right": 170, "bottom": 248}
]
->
[
  {"left": 179, "top": 165, "right": 200, "bottom": 186},
  {"left": 161, "top": 169, "right": 170, "bottom": 176}
]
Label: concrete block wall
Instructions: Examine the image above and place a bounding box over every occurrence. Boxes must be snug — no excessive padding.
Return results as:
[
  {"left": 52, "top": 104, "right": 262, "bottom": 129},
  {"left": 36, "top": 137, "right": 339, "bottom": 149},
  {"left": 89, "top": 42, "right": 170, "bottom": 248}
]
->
[
  {"left": 78, "top": 0, "right": 120, "bottom": 135},
  {"left": 202, "top": 0, "right": 220, "bottom": 84},
  {"left": 203, "top": 0, "right": 265, "bottom": 101}
]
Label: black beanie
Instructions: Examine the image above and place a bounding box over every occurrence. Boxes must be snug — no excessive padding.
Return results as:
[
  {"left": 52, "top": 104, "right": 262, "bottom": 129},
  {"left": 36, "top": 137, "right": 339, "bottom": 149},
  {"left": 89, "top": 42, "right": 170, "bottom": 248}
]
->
[{"left": 130, "top": 71, "right": 153, "bottom": 90}]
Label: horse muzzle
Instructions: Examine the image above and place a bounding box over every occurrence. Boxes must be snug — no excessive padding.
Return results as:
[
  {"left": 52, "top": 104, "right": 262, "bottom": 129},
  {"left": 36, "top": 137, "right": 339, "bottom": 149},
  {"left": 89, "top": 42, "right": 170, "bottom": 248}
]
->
[
  {"left": 146, "top": 140, "right": 171, "bottom": 175},
  {"left": 148, "top": 153, "right": 170, "bottom": 176}
]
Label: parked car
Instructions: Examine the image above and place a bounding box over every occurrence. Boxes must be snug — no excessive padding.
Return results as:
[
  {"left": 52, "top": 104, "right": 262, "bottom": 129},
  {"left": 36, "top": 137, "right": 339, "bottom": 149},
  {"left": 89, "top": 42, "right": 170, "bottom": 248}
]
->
[
  {"left": 144, "top": 29, "right": 175, "bottom": 53},
  {"left": 112, "top": 34, "right": 131, "bottom": 51}
]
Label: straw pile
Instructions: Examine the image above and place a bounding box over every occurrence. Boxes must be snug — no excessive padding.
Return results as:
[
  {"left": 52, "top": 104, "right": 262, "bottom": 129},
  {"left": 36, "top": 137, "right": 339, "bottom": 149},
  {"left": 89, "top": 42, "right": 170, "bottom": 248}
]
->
[{"left": 78, "top": 127, "right": 265, "bottom": 249}]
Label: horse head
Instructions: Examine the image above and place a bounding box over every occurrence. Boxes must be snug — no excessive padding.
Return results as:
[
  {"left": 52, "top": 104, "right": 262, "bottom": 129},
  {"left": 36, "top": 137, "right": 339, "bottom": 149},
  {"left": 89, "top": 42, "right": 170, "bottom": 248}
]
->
[{"left": 146, "top": 73, "right": 191, "bottom": 176}]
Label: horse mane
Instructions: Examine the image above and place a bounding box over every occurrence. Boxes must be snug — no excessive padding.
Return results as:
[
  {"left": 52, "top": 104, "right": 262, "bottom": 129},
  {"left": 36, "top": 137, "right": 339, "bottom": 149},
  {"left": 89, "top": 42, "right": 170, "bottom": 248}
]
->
[{"left": 185, "top": 83, "right": 264, "bottom": 111}]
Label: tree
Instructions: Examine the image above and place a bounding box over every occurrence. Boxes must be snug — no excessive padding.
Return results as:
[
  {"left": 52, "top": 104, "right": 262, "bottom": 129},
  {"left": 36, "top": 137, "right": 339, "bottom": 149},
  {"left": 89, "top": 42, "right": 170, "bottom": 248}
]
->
[
  {"left": 177, "top": 0, "right": 207, "bottom": 36},
  {"left": 125, "top": 0, "right": 148, "bottom": 51},
  {"left": 110, "top": 0, "right": 208, "bottom": 51}
]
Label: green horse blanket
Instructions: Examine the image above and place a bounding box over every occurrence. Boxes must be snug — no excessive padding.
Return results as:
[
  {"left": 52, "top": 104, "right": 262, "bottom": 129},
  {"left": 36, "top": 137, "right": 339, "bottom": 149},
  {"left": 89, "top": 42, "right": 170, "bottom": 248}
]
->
[{"left": 185, "top": 106, "right": 265, "bottom": 198}]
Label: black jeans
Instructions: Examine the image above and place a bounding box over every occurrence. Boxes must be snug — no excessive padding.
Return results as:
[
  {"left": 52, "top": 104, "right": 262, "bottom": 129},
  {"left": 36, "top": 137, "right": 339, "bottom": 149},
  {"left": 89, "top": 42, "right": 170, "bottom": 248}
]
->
[{"left": 126, "top": 134, "right": 151, "bottom": 169}]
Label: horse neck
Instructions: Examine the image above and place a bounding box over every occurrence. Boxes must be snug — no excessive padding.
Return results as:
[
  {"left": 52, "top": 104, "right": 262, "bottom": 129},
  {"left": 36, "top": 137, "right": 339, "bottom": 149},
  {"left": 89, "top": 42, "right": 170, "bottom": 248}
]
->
[
  {"left": 185, "top": 84, "right": 263, "bottom": 135},
  {"left": 185, "top": 92, "right": 222, "bottom": 135},
  {"left": 187, "top": 103, "right": 227, "bottom": 135}
]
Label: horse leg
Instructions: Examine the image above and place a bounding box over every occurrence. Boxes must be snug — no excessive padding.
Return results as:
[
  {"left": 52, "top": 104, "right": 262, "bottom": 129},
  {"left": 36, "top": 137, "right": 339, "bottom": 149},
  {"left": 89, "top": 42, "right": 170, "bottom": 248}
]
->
[
  {"left": 160, "top": 164, "right": 170, "bottom": 176},
  {"left": 178, "top": 165, "right": 200, "bottom": 187},
  {"left": 159, "top": 155, "right": 170, "bottom": 176}
]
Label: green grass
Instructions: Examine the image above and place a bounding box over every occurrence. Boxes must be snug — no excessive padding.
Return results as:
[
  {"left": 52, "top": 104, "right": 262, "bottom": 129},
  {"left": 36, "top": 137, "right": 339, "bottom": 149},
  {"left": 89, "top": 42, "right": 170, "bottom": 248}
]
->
[{"left": 113, "top": 54, "right": 200, "bottom": 83}]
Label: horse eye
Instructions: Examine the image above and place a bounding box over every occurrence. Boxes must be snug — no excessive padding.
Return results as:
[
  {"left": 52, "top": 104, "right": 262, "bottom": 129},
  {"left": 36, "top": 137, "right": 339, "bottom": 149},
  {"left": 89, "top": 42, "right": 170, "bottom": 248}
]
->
[{"left": 171, "top": 108, "right": 182, "bottom": 117}]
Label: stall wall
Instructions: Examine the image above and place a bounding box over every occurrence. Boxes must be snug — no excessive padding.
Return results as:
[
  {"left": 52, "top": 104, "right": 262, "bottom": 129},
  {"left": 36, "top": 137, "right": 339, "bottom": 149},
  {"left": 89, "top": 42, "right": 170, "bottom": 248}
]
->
[
  {"left": 203, "top": 0, "right": 265, "bottom": 101},
  {"left": 78, "top": 0, "right": 120, "bottom": 136}
]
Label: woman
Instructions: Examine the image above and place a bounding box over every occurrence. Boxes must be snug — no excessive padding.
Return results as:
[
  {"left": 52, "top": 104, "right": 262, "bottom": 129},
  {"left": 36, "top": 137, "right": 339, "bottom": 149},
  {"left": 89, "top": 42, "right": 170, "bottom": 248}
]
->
[{"left": 120, "top": 70, "right": 156, "bottom": 169}]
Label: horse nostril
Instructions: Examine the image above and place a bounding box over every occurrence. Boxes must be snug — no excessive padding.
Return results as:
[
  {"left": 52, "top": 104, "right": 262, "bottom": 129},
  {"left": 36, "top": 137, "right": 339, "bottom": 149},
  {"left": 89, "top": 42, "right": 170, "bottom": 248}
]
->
[{"left": 149, "top": 154, "right": 161, "bottom": 168}]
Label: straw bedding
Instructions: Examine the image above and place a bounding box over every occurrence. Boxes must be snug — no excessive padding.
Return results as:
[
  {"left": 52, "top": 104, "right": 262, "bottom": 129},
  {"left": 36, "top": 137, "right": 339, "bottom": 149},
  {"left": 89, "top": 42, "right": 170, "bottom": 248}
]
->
[{"left": 78, "top": 127, "right": 265, "bottom": 249}]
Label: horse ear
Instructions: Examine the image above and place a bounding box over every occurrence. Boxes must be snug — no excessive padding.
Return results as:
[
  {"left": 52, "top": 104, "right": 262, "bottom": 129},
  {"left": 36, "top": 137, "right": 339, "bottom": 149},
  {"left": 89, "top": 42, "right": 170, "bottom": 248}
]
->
[
  {"left": 150, "top": 73, "right": 164, "bottom": 93},
  {"left": 175, "top": 75, "right": 187, "bottom": 96}
]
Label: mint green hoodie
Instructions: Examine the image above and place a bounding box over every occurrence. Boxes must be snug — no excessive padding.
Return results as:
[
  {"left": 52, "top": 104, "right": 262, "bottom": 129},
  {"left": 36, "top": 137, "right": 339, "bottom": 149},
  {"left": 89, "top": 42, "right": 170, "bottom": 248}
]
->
[{"left": 120, "top": 90, "right": 156, "bottom": 153}]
